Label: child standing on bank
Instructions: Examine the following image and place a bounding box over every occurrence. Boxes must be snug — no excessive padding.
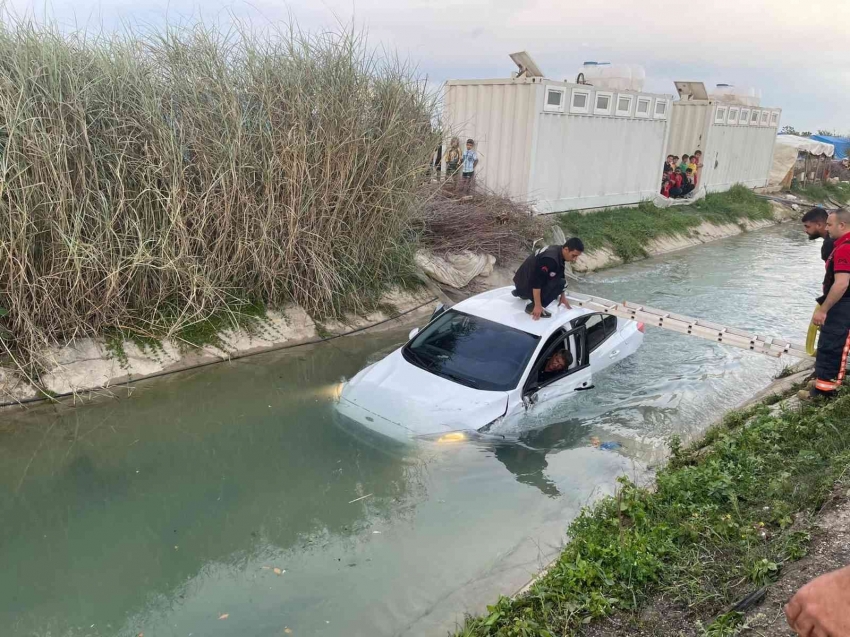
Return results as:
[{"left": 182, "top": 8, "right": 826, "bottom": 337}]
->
[
  {"left": 443, "top": 137, "right": 462, "bottom": 187},
  {"left": 460, "top": 138, "right": 479, "bottom": 195}
]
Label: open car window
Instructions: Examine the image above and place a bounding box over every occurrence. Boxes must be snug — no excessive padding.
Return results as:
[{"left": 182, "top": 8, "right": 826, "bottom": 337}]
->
[
  {"left": 403, "top": 310, "right": 539, "bottom": 391},
  {"left": 525, "top": 326, "right": 588, "bottom": 393},
  {"left": 572, "top": 313, "right": 618, "bottom": 352}
]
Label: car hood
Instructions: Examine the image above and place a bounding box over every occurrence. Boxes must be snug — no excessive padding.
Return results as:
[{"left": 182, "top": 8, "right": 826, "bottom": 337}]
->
[{"left": 339, "top": 349, "right": 509, "bottom": 437}]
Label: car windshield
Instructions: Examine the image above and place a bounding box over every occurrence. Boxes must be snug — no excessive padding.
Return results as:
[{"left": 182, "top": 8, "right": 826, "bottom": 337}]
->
[{"left": 403, "top": 310, "right": 540, "bottom": 391}]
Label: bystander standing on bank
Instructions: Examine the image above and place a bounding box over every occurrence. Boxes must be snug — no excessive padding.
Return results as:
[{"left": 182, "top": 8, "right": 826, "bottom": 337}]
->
[
  {"left": 443, "top": 137, "right": 462, "bottom": 187},
  {"left": 459, "top": 138, "right": 479, "bottom": 195},
  {"left": 803, "top": 209, "right": 850, "bottom": 399},
  {"left": 802, "top": 207, "right": 835, "bottom": 261}
]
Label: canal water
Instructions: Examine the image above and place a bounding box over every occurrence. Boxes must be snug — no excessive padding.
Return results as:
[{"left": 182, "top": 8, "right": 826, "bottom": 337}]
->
[{"left": 1, "top": 224, "right": 822, "bottom": 637}]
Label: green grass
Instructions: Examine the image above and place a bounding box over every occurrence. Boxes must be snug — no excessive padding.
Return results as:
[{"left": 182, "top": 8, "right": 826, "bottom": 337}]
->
[
  {"left": 791, "top": 181, "right": 850, "bottom": 206},
  {"left": 557, "top": 185, "right": 773, "bottom": 263},
  {"left": 455, "top": 389, "right": 850, "bottom": 636},
  {"left": 101, "top": 299, "right": 268, "bottom": 363}
]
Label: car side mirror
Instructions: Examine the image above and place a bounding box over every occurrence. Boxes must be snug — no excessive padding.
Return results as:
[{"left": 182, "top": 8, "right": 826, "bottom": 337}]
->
[{"left": 408, "top": 327, "right": 420, "bottom": 341}]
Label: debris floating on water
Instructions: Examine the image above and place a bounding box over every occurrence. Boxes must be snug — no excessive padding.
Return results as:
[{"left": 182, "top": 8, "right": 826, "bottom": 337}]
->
[{"left": 348, "top": 493, "right": 373, "bottom": 504}]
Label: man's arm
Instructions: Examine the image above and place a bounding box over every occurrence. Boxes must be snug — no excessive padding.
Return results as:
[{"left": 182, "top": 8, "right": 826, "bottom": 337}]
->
[
  {"left": 531, "top": 289, "right": 543, "bottom": 320},
  {"left": 813, "top": 272, "right": 850, "bottom": 326},
  {"left": 529, "top": 256, "right": 558, "bottom": 320}
]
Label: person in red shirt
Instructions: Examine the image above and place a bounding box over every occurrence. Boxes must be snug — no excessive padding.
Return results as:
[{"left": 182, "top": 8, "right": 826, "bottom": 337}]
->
[
  {"left": 806, "top": 208, "right": 850, "bottom": 398},
  {"left": 668, "top": 169, "right": 684, "bottom": 198}
]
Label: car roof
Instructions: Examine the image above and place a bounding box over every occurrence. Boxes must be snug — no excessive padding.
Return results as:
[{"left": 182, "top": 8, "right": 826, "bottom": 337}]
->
[{"left": 451, "top": 286, "right": 593, "bottom": 337}]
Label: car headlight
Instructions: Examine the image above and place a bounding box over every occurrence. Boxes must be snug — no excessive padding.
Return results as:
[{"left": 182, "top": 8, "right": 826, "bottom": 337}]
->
[
  {"left": 316, "top": 381, "right": 346, "bottom": 402},
  {"left": 414, "top": 430, "right": 470, "bottom": 443}
]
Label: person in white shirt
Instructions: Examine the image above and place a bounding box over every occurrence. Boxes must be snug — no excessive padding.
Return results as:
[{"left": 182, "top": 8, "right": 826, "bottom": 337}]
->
[{"left": 459, "top": 138, "right": 479, "bottom": 194}]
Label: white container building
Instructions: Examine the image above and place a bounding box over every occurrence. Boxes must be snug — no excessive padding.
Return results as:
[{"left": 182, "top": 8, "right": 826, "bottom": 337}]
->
[
  {"left": 443, "top": 75, "right": 673, "bottom": 213},
  {"left": 666, "top": 82, "right": 781, "bottom": 192}
]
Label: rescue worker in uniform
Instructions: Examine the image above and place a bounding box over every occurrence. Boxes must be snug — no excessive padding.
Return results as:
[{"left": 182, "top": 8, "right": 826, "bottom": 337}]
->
[
  {"left": 806, "top": 209, "right": 850, "bottom": 399},
  {"left": 801, "top": 207, "right": 834, "bottom": 262},
  {"left": 512, "top": 238, "right": 584, "bottom": 320}
]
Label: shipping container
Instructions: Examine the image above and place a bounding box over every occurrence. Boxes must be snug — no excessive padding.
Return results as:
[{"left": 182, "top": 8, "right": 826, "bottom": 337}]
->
[
  {"left": 665, "top": 99, "right": 781, "bottom": 192},
  {"left": 443, "top": 77, "right": 673, "bottom": 213}
]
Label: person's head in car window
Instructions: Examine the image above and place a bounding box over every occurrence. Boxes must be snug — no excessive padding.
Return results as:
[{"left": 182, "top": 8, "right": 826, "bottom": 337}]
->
[{"left": 543, "top": 350, "right": 570, "bottom": 374}]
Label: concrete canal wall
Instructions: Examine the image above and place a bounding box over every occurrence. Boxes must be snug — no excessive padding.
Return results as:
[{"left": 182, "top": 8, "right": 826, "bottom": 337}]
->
[
  {"left": 0, "top": 289, "right": 438, "bottom": 408},
  {"left": 0, "top": 200, "right": 799, "bottom": 408}
]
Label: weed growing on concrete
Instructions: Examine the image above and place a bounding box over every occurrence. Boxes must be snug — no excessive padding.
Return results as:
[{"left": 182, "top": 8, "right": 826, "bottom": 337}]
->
[{"left": 457, "top": 390, "right": 850, "bottom": 635}]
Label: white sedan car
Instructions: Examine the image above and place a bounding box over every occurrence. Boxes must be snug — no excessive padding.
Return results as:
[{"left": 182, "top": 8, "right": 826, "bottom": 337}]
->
[{"left": 335, "top": 286, "right": 644, "bottom": 443}]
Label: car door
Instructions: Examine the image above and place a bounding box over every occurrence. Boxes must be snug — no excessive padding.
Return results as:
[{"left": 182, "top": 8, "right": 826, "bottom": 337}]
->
[
  {"left": 576, "top": 313, "right": 624, "bottom": 371},
  {"left": 519, "top": 325, "right": 593, "bottom": 419}
]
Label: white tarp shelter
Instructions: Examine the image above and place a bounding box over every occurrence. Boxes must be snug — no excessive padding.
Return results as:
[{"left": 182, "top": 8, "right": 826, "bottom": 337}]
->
[
  {"left": 443, "top": 75, "right": 673, "bottom": 213},
  {"left": 774, "top": 135, "right": 835, "bottom": 157},
  {"left": 769, "top": 135, "right": 835, "bottom": 188}
]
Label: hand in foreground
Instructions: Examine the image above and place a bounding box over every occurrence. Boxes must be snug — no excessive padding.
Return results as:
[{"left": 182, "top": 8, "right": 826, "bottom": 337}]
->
[
  {"left": 559, "top": 295, "right": 572, "bottom": 310},
  {"left": 812, "top": 309, "right": 828, "bottom": 327},
  {"left": 785, "top": 565, "right": 850, "bottom": 636},
  {"left": 532, "top": 304, "right": 544, "bottom": 321}
]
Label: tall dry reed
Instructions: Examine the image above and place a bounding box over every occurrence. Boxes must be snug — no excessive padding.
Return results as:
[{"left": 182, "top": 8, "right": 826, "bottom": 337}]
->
[{"left": 0, "top": 15, "right": 438, "bottom": 368}]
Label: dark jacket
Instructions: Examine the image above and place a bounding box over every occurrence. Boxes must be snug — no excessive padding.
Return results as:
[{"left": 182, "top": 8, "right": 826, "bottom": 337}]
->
[
  {"left": 822, "top": 235, "right": 835, "bottom": 262},
  {"left": 513, "top": 245, "right": 565, "bottom": 293}
]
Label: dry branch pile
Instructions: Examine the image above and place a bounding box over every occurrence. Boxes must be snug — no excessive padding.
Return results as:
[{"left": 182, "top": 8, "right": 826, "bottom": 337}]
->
[{"left": 415, "top": 187, "right": 546, "bottom": 265}]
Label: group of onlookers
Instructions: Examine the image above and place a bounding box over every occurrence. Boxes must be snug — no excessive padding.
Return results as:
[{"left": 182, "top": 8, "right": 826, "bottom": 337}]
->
[
  {"left": 661, "top": 151, "right": 702, "bottom": 199},
  {"left": 432, "top": 137, "right": 479, "bottom": 195}
]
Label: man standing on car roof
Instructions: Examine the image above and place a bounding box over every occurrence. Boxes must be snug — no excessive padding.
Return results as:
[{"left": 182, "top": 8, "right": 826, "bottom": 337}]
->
[
  {"left": 804, "top": 209, "right": 850, "bottom": 400},
  {"left": 512, "top": 238, "right": 584, "bottom": 321}
]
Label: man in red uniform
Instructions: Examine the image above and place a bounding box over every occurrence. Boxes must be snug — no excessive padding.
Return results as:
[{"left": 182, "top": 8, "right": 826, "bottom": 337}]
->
[{"left": 808, "top": 209, "right": 850, "bottom": 398}]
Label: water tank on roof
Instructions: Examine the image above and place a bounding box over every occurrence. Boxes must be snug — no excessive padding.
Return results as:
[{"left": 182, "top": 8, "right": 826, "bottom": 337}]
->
[
  {"left": 709, "top": 84, "right": 761, "bottom": 106},
  {"left": 577, "top": 62, "right": 645, "bottom": 92}
]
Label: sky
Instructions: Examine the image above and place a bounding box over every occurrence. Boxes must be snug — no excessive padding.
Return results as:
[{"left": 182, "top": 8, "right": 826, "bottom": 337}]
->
[{"left": 6, "top": 0, "right": 849, "bottom": 133}]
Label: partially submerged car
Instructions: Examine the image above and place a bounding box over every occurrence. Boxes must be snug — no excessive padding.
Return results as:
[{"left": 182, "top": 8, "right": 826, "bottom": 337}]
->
[{"left": 335, "top": 286, "right": 644, "bottom": 443}]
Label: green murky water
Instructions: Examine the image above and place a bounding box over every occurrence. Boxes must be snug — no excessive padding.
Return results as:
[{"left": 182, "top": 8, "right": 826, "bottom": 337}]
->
[{"left": 0, "top": 223, "right": 822, "bottom": 636}]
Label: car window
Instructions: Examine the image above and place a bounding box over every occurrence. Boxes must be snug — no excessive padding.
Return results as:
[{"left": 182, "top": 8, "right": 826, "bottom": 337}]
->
[
  {"left": 404, "top": 310, "right": 539, "bottom": 391},
  {"left": 573, "top": 313, "right": 614, "bottom": 352},
  {"left": 527, "top": 327, "right": 588, "bottom": 391}
]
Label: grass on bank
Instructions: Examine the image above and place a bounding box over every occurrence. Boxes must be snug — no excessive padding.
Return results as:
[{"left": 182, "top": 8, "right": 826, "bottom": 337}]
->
[
  {"left": 557, "top": 185, "right": 773, "bottom": 263},
  {"left": 791, "top": 181, "right": 850, "bottom": 206},
  {"left": 456, "top": 390, "right": 850, "bottom": 636}
]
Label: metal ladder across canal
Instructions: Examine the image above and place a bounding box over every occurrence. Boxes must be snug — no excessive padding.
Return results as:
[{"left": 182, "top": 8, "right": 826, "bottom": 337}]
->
[{"left": 565, "top": 292, "right": 811, "bottom": 360}]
